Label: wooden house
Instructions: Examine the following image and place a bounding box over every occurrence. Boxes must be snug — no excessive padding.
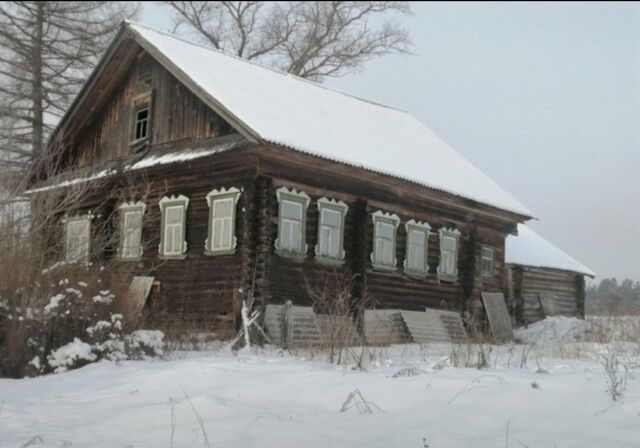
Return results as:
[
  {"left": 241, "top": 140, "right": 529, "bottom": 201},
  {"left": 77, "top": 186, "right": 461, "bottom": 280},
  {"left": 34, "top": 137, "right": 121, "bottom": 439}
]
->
[
  {"left": 505, "top": 224, "right": 595, "bottom": 325},
  {"left": 29, "top": 22, "right": 534, "bottom": 338}
]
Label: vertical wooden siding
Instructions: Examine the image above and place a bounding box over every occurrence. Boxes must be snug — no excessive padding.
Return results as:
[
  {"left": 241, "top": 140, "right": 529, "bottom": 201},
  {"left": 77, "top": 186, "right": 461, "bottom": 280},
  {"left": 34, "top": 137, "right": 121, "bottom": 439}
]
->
[{"left": 70, "top": 51, "right": 232, "bottom": 169}]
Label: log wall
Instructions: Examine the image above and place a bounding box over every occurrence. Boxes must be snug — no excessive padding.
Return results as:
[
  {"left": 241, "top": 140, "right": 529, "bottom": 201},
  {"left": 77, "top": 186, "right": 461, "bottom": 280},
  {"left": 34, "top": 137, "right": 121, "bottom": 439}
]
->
[
  {"left": 506, "top": 264, "right": 585, "bottom": 325},
  {"left": 53, "top": 146, "right": 255, "bottom": 338},
  {"left": 257, "top": 148, "right": 514, "bottom": 314}
]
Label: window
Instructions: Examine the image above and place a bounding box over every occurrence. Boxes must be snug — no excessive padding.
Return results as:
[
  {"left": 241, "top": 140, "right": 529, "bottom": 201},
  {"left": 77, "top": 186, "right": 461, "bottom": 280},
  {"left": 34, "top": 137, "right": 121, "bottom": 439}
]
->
[
  {"left": 205, "top": 187, "right": 241, "bottom": 255},
  {"left": 315, "top": 197, "right": 348, "bottom": 264},
  {"left": 133, "top": 106, "right": 150, "bottom": 141},
  {"left": 119, "top": 202, "right": 146, "bottom": 260},
  {"left": 64, "top": 215, "right": 91, "bottom": 263},
  {"left": 371, "top": 211, "right": 400, "bottom": 270},
  {"left": 130, "top": 82, "right": 152, "bottom": 151},
  {"left": 404, "top": 220, "right": 431, "bottom": 277},
  {"left": 159, "top": 195, "right": 189, "bottom": 258},
  {"left": 437, "top": 228, "right": 461, "bottom": 280},
  {"left": 481, "top": 245, "right": 494, "bottom": 277},
  {"left": 275, "top": 187, "right": 310, "bottom": 257}
]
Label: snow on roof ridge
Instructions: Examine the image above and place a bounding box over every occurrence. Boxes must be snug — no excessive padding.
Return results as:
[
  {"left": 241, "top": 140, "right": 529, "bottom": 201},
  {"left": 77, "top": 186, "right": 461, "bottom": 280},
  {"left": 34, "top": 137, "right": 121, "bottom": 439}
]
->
[
  {"left": 506, "top": 224, "right": 595, "bottom": 277},
  {"left": 125, "top": 21, "right": 409, "bottom": 114}
]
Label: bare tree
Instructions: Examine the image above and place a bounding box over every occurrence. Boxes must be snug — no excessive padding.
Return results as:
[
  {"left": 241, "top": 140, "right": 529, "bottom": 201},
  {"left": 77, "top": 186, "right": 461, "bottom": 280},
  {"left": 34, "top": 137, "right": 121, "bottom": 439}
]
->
[
  {"left": 164, "top": 1, "right": 411, "bottom": 81},
  {"left": 0, "top": 1, "right": 138, "bottom": 180}
]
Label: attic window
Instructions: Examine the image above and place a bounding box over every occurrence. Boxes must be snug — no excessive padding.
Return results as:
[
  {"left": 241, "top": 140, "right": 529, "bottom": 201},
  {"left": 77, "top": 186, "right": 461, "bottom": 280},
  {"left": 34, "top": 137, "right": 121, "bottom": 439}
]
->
[
  {"left": 133, "top": 106, "right": 150, "bottom": 141},
  {"left": 130, "top": 82, "right": 153, "bottom": 151}
]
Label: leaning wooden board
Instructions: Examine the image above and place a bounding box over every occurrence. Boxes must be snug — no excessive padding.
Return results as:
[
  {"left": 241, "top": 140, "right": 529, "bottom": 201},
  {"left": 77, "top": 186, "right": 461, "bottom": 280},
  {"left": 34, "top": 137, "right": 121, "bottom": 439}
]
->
[
  {"left": 481, "top": 292, "right": 514, "bottom": 342},
  {"left": 538, "top": 293, "right": 558, "bottom": 317},
  {"left": 127, "top": 276, "right": 155, "bottom": 316}
]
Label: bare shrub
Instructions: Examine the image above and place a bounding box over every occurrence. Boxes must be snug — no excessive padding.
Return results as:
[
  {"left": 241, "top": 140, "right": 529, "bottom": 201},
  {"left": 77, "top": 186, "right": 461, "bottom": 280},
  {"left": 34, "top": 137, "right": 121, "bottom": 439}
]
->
[
  {"left": 0, "top": 175, "right": 163, "bottom": 377},
  {"left": 601, "top": 350, "right": 629, "bottom": 401},
  {"left": 340, "top": 388, "right": 384, "bottom": 414},
  {"left": 303, "top": 272, "right": 363, "bottom": 364},
  {"left": 0, "top": 262, "right": 130, "bottom": 377},
  {"left": 448, "top": 374, "right": 507, "bottom": 404},
  {"left": 449, "top": 337, "right": 494, "bottom": 370}
]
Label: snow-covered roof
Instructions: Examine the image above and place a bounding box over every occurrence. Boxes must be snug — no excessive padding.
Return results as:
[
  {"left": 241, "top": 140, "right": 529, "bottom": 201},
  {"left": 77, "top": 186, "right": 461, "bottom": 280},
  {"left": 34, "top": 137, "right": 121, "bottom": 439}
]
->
[
  {"left": 506, "top": 224, "right": 595, "bottom": 277},
  {"left": 124, "top": 22, "right": 531, "bottom": 217}
]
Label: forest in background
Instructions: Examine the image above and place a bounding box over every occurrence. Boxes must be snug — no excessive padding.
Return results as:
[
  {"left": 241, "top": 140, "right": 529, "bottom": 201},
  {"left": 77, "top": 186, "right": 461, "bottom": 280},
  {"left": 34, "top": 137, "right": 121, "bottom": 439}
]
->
[{"left": 586, "top": 277, "right": 640, "bottom": 314}]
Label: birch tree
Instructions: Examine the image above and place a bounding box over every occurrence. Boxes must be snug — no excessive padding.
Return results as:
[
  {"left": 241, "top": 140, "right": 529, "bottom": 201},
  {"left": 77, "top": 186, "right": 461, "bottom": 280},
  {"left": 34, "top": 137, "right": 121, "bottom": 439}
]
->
[
  {"left": 0, "top": 1, "right": 138, "bottom": 182},
  {"left": 164, "top": 1, "right": 412, "bottom": 81}
]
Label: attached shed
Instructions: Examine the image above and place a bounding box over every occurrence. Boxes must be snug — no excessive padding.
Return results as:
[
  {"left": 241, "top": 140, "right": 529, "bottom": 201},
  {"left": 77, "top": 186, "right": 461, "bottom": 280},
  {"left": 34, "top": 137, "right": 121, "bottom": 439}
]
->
[{"left": 505, "top": 224, "right": 595, "bottom": 326}]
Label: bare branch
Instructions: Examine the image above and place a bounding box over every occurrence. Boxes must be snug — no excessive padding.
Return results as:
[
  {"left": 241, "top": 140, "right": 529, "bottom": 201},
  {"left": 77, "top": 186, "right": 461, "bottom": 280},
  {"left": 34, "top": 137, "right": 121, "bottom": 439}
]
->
[{"left": 162, "top": 1, "right": 412, "bottom": 80}]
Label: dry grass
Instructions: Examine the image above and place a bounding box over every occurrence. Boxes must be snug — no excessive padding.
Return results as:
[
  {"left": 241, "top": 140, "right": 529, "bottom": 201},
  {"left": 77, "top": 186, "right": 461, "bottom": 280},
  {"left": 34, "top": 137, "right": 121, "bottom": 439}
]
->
[{"left": 0, "top": 181, "right": 146, "bottom": 377}]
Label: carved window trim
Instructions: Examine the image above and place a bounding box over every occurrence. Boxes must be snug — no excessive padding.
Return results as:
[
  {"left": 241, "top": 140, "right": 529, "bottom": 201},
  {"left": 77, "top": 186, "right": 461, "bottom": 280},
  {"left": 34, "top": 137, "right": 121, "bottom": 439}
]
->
[
  {"left": 403, "top": 219, "right": 431, "bottom": 279},
  {"left": 315, "top": 197, "right": 349, "bottom": 266},
  {"left": 437, "top": 227, "right": 461, "bottom": 282},
  {"left": 275, "top": 187, "right": 310, "bottom": 259},
  {"left": 159, "top": 195, "right": 189, "bottom": 260},
  {"left": 63, "top": 213, "right": 93, "bottom": 264},
  {"left": 205, "top": 187, "right": 241, "bottom": 256},
  {"left": 371, "top": 210, "right": 400, "bottom": 271},
  {"left": 118, "top": 201, "right": 146, "bottom": 261}
]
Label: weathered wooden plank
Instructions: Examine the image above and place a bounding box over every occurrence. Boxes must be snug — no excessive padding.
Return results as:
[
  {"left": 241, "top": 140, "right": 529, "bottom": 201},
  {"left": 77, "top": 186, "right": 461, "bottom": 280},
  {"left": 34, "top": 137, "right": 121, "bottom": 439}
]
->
[{"left": 481, "top": 292, "right": 514, "bottom": 341}]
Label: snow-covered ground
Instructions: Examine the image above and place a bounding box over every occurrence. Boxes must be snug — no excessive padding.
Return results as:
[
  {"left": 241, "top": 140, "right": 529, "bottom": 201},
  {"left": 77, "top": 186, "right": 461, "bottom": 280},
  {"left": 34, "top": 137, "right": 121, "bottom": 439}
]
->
[{"left": 1, "top": 320, "right": 639, "bottom": 448}]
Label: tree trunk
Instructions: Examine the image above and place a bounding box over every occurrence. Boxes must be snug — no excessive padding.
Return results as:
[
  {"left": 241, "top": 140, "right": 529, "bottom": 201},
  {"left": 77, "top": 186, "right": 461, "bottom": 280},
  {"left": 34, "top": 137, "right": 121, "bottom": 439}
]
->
[{"left": 31, "top": 2, "right": 45, "bottom": 165}]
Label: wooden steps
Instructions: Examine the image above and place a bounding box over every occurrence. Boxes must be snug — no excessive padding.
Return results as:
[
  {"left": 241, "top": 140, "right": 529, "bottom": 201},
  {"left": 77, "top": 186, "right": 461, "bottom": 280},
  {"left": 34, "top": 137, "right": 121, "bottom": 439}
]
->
[{"left": 264, "top": 302, "right": 467, "bottom": 347}]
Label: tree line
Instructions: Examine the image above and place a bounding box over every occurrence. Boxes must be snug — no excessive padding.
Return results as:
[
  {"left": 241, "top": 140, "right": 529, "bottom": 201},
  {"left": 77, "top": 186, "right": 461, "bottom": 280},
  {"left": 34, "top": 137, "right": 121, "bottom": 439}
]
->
[{"left": 586, "top": 278, "right": 640, "bottom": 315}]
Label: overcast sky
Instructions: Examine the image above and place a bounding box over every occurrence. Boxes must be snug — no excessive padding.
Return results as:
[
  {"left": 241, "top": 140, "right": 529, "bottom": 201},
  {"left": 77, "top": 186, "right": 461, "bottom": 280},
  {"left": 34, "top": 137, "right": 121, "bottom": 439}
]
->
[{"left": 142, "top": 2, "right": 639, "bottom": 282}]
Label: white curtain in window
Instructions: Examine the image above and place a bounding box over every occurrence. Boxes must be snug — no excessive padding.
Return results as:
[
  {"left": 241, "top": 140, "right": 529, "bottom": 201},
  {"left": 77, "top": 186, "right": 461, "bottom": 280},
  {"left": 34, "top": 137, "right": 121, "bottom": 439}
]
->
[
  {"left": 318, "top": 208, "right": 341, "bottom": 258},
  {"left": 280, "top": 200, "right": 303, "bottom": 252},
  {"left": 440, "top": 235, "right": 457, "bottom": 275},
  {"left": 164, "top": 205, "right": 184, "bottom": 255},
  {"left": 122, "top": 209, "right": 143, "bottom": 258},
  {"left": 375, "top": 221, "right": 395, "bottom": 266},
  {"left": 211, "top": 198, "right": 233, "bottom": 250},
  {"left": 406, "top": 228, "right": 427, "bottom": 272},
  {"left": 66, "top": 218, "right": 90, "bottom": 262}
]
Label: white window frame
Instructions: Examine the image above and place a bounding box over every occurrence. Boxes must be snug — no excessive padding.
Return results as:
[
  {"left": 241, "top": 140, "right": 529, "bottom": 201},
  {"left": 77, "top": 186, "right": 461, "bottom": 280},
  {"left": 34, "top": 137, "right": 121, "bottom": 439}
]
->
[
  {"left": 371, "top": 210, "right": 400, "bottom": 271},
  {"left": 315, "top": 197, "right": 348, "bottom": 265},
  {"left": 118, "top": 202, "right": 146, "bottom": 261},
  {"left": 480, "top": 245, "right": 495, "bottom": 277},
  {"left": 158, "top": 195, "right": 189, "bottom": 259},
  {"left": 275, "top": 187, "right": 310, "bottom": 257},
  {"left": 64, "top": 213, "right": 92, "bottom": 264},
  {"left": 403, "top": 219, "right": 431, "bottom": 278},
  {"left": 205, "top": 187, "right": 241, "bottom": 255},
  {"left": 437, "top": 227, "right": 461, "bottom": 281}
]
